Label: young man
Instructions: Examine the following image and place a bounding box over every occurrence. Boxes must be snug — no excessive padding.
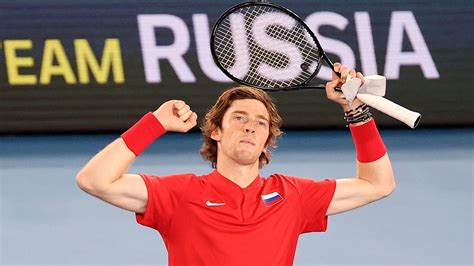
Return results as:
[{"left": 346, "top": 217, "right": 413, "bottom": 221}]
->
[{"left": 76, "top": 63, "right": 395, "bottom": 265}]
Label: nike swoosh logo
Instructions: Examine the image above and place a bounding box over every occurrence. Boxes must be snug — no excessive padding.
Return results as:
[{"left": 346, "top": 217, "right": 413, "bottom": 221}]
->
[{"left": 206, "top": 200, "right": 226, "bottom": 206}]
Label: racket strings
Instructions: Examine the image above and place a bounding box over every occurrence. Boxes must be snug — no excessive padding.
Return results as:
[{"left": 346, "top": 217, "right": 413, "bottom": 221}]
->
[
  {"left": 241, "top": 5, "right": 304, "bottom": 87},
  {"left": 213, "top": 4, "right": 323, "bottom": 88},
  {"left": 255, "top": 21, "right": 320, "bottom": 87},
  {"left": 214, "top": 19, "right": 237, "bottom": 70},
  {"left": 242, "top": 6, "right": 286, "bottom": 87}
]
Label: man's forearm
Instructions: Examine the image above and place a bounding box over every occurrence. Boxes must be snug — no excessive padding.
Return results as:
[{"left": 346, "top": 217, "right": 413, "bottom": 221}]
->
[
  {"left": 357, "top": 154, "right": 395, "bottom": 197},
  {"left": 350, "top": 117, "right": 395, "bottom": 197},
  {"left": 76, "top": 112, "right": 166, "bottom": 193},
  {"left": 76, "top": 138, "right": 136, "bottom": 193}
]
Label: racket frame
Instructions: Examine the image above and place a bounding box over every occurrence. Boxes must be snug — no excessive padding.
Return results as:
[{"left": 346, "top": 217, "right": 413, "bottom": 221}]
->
[
  {"left": 210, "top": 1, "right": 337, "bottom": 92},
  {"left": 210, "top": 1, "right": 421, "bottom": 128}
]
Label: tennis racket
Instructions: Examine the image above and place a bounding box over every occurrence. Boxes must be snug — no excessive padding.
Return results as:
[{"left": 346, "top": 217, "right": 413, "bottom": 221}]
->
[{"left": 210, "top": 1, "right": 421, "bottom": 128}]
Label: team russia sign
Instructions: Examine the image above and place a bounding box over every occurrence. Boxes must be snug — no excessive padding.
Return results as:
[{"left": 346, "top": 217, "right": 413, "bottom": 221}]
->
[
  {"left": 4, "top": 2, "right": 466, "bottom": 132},
  {"left": 140, "top": 11, "right": 439, "bottom": 83},
  {"left": 3, "top": 11, "right": 438, "bottom": 86}
]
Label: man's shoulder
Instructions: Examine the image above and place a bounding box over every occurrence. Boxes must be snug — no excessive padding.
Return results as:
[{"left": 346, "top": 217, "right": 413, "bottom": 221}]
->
[
  {"left": 265, "top": 174, "right": 332, "bottom": 191},
  {"left": 266, "top": 173, "right": 309, "bottom": 182},
  {"left": 139, "top": 172, "right": 197, "bottom": 178},
  {"left": 265, "top": 173, "right": 303, "bottom": 187},
  {"left": 138, "top": 172, "right": 198, "bottom": 185}
]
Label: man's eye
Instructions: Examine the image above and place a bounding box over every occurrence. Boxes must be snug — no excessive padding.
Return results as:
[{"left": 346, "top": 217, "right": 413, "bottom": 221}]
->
[{"left": 257, "top": 121, "right": 267, "bottom": 127}]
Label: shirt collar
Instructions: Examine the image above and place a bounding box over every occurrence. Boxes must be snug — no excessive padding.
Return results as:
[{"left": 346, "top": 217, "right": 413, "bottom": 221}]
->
[{"left": 207, "top": 169, "right": 263, "bottom": 198}]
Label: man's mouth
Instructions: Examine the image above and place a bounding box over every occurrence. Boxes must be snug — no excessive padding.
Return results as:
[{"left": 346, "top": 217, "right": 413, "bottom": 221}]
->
[{"left": 239, "top": 139, "right": 256, "bottom": 146}]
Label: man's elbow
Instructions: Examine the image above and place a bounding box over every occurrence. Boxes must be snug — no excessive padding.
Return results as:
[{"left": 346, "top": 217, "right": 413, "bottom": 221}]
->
[
  {"left": 75, "top": 171, "right": 103, "bottom": 195},
  {"left": 378, "top": 180, "right": 396, "bottom": 198},
  {"left": 76, "top": 172, "right": 91, "bottom": 192}
]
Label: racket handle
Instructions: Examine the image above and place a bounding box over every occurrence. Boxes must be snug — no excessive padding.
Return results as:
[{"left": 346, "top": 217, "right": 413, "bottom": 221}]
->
[{"left": 356, "top": 93, "right": 421, "bottom": 128}]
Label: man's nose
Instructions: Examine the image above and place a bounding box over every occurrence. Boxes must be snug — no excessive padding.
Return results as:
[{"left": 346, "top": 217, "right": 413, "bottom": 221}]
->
[{"left": 244, "top": 121, "right": 256, "bottom": 133}]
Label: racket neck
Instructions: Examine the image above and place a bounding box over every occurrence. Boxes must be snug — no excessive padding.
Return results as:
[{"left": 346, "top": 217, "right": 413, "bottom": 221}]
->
[{"left": 321, "top": 52, "right": 341, "bottom": 78}]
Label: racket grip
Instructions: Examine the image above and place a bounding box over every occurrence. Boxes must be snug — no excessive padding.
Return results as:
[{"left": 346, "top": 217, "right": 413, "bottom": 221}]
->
[{"left": 356, "top": 93, "right": 421, "bottom": 128}]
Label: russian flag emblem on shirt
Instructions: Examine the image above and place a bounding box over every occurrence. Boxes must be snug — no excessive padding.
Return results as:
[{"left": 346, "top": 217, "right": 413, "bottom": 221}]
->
[{"left": 261, "top": 192, "right": 283, "bottom": 207}]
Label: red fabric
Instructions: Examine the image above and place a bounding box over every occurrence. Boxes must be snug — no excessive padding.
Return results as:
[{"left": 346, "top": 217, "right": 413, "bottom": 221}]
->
[
  {"left": 349, "top": 118, "right": 387, "bottom": 163},
  {"left": 135, "top": 170, "right": 336, "bottom": 266},
  {"left": 120, "top": 112, "right": 166, "bottom": 156}
]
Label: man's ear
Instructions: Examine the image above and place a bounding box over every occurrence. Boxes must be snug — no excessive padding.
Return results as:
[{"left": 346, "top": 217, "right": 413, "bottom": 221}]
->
[{"left": 210, "top": 127, "right": 221, "bottom": 142}]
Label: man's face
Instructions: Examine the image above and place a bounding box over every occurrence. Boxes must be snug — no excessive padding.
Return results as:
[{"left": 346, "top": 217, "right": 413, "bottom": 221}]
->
[{"left": 211, "top": 99, "right": 270, "bottom": 167}]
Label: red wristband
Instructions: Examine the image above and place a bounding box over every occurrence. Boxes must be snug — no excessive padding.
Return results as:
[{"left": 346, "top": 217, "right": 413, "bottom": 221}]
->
[
  {"left": 349, "top": 118, "right": 387, "bottom": 163},
  {"left": 121, "top": 112, "right": 166, "bottom": 156}
]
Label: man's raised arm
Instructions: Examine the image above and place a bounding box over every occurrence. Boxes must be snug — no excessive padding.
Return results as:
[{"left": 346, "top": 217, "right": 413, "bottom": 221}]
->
[
  {"left": 324, "top": 64, "right": 395, "bottom": 216},
  {"left": 75, "top": 100, "right": 197, "bottom": 213}
]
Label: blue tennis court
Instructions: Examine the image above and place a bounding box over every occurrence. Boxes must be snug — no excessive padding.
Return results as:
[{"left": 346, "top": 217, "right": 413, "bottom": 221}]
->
[{"left": 1, "top": 128, "right": 472, "bottom": 265}]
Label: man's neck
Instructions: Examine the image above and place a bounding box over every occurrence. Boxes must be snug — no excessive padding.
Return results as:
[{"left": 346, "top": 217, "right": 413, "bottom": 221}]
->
[{"left": 216, "top": 159, "right": 259, "bottom": 188}]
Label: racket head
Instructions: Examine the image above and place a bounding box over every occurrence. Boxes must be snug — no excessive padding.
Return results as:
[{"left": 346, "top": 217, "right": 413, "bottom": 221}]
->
[{"left": 210, "top": 2, "right": 331, "bottom": 91}]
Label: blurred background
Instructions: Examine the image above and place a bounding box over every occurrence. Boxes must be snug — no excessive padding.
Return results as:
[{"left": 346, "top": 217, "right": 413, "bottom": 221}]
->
[{"left": 1, "top": 0, "right": 472, "bottom": 265}]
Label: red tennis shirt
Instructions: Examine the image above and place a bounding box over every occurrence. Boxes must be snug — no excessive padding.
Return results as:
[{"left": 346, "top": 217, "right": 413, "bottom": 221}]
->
[{"left": 136, "top": 170, "right": 336, "bottom": 265}]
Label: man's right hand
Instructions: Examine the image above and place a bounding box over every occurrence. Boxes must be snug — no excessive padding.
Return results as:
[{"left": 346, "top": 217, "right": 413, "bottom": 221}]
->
[{"left": 153, "top": 100, "right": 198, "bottom": 132}]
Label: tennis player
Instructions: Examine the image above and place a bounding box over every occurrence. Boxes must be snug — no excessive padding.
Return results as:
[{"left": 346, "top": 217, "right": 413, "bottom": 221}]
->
[{"left": 76, "top": 63, "right": 395, "bottom": 265}]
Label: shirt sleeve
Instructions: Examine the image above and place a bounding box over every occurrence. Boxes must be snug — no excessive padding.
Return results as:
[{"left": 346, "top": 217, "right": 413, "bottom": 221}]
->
[
  {"left": 292, "top": 177, "right": 336, "bottom": 233},
  {"left": 135, "top": 173, "right": 193, "bottom": 235}
]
